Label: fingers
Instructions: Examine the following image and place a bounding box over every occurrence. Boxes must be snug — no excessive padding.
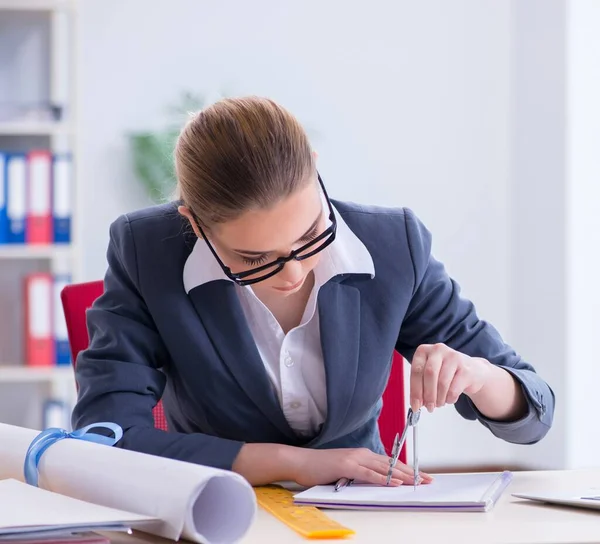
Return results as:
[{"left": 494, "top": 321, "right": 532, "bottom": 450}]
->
[
  {"left": 329, "top": 449, "right": 434, "bottom": 490},
  {"left": 422, "top": 345, "right": 444, "bottom": 412},
  {"left": 410, "top": 344, "right": 430, "bottom": 411},
  {"left": 387, "top": 461, "right": 434, "bottom": 484},
  {"left": 412, "top": 343, "right": 469, "bottom": 412},
  {"left": 375, "top": 460, "right": 412, "bottom": 483},
  {"left": 354, "top": 452, "right": 434, "bottom": 487},
  {"left": 417, "top": 471, "right": 434, "bottom": 484},
  {"left": 354, "top": 466, "right": 400, "bottom": 486},
  {"left": 351, "top": 463, "right": 433, "bottom": 487},
  {"left": 436, "top": 352, "right": 459, "bottom": 407},
  {"left": 445, "top": 366, "right": 469, "bottom": 405},
  {"left": 379, "top": 461, "right": 434, "bottom": 484},
  {"left": 350, "top": 452, "right": 408, "bottom": 486}
]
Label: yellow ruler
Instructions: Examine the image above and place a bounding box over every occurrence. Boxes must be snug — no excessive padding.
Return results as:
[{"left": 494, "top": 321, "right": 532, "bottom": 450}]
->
[{"left": 254, "top": 485, "right": 355, "bottom": 539}]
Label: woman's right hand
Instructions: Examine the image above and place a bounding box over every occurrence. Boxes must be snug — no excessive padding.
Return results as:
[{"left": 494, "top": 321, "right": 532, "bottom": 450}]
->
[{"left": 289, "top": 447, "right": 433, "bottom": 488}]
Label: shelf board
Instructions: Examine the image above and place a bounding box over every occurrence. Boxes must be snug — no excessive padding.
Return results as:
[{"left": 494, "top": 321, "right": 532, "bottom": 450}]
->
[
  {"left": 0, "top": 245, "right": 71, "bottom": 260},
  {"left": 0, "top": 365, "right": 74, "bottom": 383},
  {"left": 0, "top": 121, "right": 72, "bottom": 136},
  {"left": 0, "top": 0, "right": 71, "bottom": 10}
]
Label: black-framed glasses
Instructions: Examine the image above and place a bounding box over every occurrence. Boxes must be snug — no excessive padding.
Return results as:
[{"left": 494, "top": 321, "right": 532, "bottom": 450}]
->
[{"left": 196, "top": 173, "right": 337, "bottom": 286}]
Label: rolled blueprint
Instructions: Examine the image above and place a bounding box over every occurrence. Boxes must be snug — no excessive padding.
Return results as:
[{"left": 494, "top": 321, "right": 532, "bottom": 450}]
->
[{"left": 0, "top": 423, "right": 256, "bottom": 544}]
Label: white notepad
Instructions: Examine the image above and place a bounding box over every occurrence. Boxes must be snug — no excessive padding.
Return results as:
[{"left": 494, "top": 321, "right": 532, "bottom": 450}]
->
[
  {"left": 0, "top": 479, "right": 157, "bottom": 539},
  {"left": 294, "top": 471, "right": 513, "bottom": 512}
]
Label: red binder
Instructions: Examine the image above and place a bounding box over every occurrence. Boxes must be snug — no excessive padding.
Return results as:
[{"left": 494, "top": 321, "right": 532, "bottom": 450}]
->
[
  {"left": 26, "top": 150, "right": 53, "bottom": 245},
  {"left": 24, "top": 273, "right": 54, "bottom": 367}
]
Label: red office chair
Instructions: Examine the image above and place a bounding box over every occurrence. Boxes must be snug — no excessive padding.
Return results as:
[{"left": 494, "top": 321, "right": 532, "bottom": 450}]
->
[
  {"left": 61, "top": 280, "right": 406, "bottom": 462},
  {"left": 382, "top": 351, "right": 407, "bottom": 463},
  {"left": 60, "top": 280, "right": 168, "bottom": 431}
]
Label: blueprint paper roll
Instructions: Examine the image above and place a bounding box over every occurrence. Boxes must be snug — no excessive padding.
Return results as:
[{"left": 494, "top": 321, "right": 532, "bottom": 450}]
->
[{"left": 0, "top": 423, "right": 256, "bottom": 544}]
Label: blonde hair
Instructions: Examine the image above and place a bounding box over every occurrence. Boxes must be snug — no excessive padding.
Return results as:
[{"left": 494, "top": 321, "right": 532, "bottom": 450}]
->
[{"left": 174, "top": 96, "right": 315, "bottom": 228}]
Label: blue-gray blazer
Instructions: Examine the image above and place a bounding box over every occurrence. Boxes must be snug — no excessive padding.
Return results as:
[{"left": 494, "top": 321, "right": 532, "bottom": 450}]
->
[{"left": 71, "top": 200, "right": 555, "bottom": 470}]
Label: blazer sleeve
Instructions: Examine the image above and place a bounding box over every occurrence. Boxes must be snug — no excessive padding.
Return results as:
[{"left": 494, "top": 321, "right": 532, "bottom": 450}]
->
[
  {"left": 71, "top": 214, "right": 245, "bottom": 470},
  {"left": 395, "top": 208, "right": 555, "bottom": 445}
]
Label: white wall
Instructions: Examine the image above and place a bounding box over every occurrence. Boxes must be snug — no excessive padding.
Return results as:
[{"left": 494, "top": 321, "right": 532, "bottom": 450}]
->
[
  {"left": 76, "top": 0, "right": 557, "bottom": 469},
  {"left": 508, "top": 0, "right": 600, "bottom": 470},
  {"left": 509, "top": 0, "right": 566, "bottom": 469},
  {"left": 566, "top": 0, "right": 600, "bottom": 469}
]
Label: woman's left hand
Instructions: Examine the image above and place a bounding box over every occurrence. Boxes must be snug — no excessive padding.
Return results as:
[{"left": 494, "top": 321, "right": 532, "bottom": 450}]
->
[{"left": 409, "top": 343, "right": 492, "bottom": 413}]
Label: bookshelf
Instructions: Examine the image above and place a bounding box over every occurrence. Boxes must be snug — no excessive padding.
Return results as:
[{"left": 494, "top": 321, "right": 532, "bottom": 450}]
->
[
  {"left": 0, "top": 121, "right": 72, "bottom": 136},
  {"left": 0, "top": 365, "right": 73, "bottom": 384},
  {"left": 0, "top": 0, "right": 78, "bottom": 430},
  {"left": 0, "top": 245, "right": 70, "bottom": 259},
  {"left": 0, "top": 0, "right": 70, "bottom": 9}
]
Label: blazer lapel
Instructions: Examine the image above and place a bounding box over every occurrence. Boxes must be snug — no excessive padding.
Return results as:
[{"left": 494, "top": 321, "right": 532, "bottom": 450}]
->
[
  {"left": 187, "top": 281, "right": 297, "bottom": 441},
  {"left": 309, "top": 280, "right": 361, "bottom": 445}
]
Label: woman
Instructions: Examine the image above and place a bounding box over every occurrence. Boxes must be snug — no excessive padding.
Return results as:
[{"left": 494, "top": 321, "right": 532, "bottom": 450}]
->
[{"left": 72, "top": 96, "right": 554, "bottom": 488}]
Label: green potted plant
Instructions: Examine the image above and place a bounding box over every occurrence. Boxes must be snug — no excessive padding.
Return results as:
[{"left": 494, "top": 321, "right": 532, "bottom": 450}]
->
[
  {"left": 128, "top": 91, "right": 207, "bottom": 203},
  {"left": 129, "top": 91, "right": 320, "bottom": 203}
]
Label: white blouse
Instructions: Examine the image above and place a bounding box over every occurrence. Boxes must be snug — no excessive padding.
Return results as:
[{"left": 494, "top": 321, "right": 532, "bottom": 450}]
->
[{"left": 183, "top": 203, "right": 375, "bottom": 436}]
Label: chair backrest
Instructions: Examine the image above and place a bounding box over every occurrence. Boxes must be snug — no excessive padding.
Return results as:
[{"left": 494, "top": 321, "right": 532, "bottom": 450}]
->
[
  {"left": 60, "top": 280, "right": 168, "bottom": 431},
  {"left": 381, "top": 351, "right": 407, "bottom": 463},
  {"left": 61, "top": 280, "right": 406, "bottom": 462},
  {"left": 61, "top": 280, "right": 104, "bottom": 363}
]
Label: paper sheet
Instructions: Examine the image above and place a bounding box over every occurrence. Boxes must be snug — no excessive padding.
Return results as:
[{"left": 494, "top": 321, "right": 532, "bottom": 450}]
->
[
  {"left": 0, "top": 479, "right": 153, "bottom": 535},
  {"left": 0, "top": 423, "right": 256, "bottom": 544}
]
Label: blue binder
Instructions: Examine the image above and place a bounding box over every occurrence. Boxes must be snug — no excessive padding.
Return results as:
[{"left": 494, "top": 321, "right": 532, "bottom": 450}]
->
[
  {"left": 42, "top": 398, "right": 71, "bottom": 430},
  {"left": 0, "top": 152, "right": 7, "bottom": 244},
  {"left": 5, "top": 153, "right": 27, "bottom": 244},
  {"left": 52, "top": 153, "right": 72, "bottom": 243},
  {"left": 54, "top": 274, "right": 72, "bottom": 365}
]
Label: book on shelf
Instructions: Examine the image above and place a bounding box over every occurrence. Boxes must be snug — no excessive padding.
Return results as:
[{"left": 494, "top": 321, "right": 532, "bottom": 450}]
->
[
  {"left": 0, "top": 150, "right": 72, "bottom": 246},
  {"left": 24, "top": 272, "right": 72, "bottom": 367}
]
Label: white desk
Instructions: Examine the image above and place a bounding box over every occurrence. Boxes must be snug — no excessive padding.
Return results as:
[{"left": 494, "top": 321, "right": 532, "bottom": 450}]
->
[{"left": 109, "top": 470, "right": 600, "bottom": 544}]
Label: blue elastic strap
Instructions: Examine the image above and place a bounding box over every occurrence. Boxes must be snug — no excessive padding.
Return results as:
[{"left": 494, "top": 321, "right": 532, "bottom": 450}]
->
[{"left": 24, "top": 422, "right": 123, "bottom": 487}]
